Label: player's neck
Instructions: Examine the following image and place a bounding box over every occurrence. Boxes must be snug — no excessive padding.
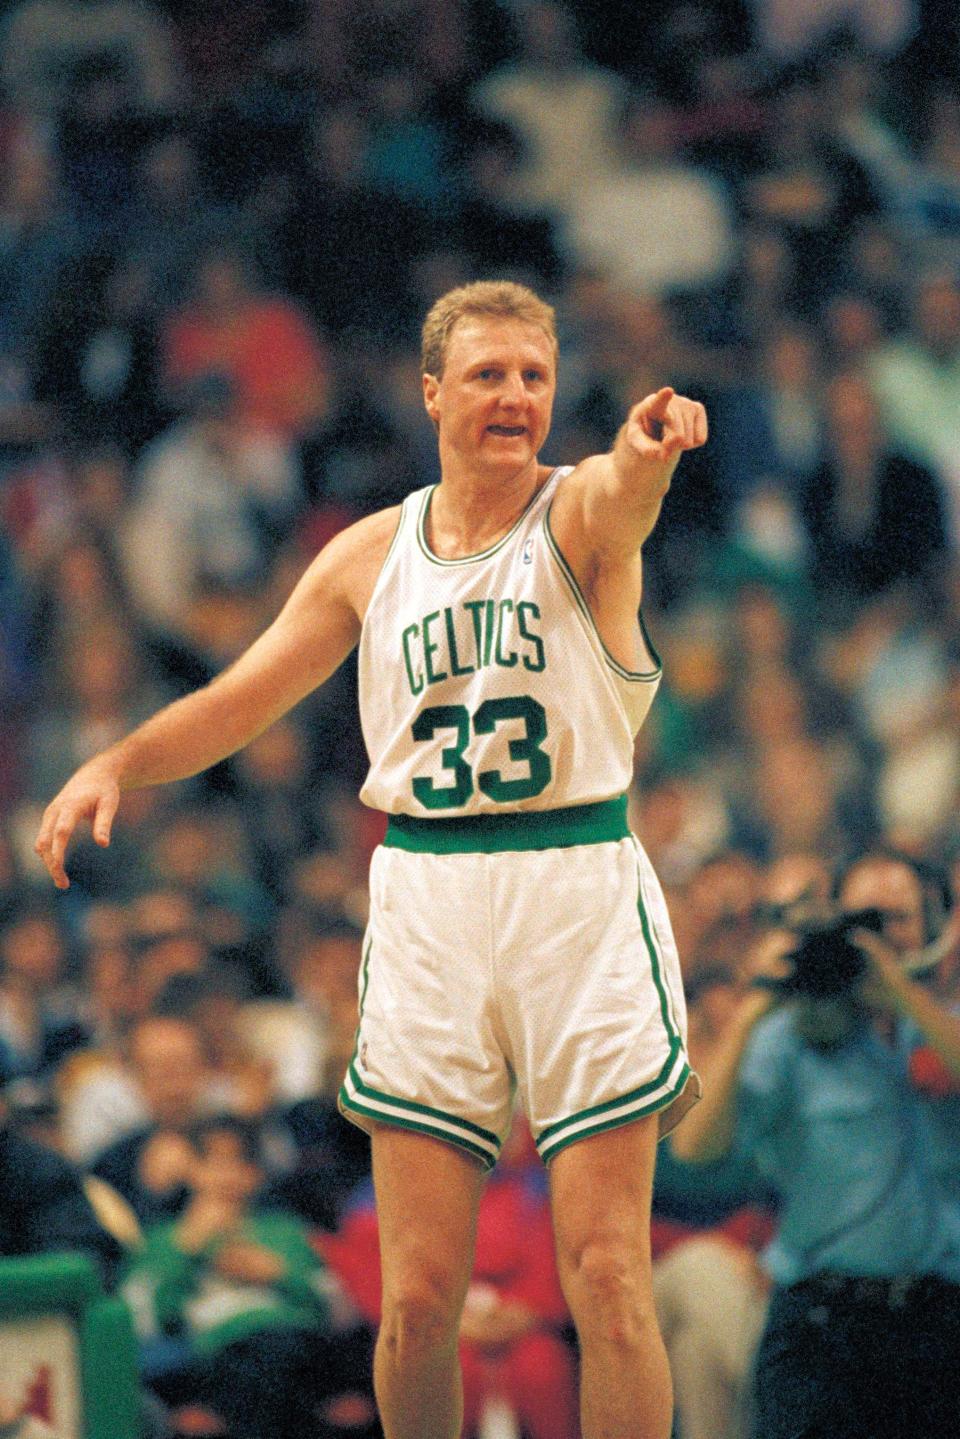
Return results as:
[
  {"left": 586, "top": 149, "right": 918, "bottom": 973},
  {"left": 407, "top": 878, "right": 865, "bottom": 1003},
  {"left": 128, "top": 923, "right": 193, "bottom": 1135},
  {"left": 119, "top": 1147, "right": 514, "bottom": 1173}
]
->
[{"left": 430, "top": 458, "right": 549, "bottom": 555}]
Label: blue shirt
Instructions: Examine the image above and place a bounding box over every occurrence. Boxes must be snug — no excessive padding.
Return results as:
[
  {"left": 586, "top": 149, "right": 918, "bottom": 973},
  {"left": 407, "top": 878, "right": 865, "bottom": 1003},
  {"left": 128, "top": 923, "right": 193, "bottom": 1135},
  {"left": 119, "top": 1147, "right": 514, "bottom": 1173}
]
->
[{"left": 735, "top": 1005, "right": 960, "bottom": 1286}]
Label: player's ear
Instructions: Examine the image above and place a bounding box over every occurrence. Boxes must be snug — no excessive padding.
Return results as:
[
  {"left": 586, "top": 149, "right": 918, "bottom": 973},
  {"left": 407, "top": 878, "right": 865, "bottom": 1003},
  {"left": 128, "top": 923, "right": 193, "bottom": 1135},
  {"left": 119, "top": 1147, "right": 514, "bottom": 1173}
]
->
[{"left": 423, "top": 371, "right": 441, "bottom": 426}]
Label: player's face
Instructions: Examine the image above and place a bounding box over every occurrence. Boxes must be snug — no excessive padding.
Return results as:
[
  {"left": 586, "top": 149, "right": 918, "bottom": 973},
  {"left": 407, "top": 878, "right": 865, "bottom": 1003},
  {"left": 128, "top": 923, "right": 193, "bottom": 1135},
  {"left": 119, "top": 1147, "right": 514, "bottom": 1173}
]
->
[{"left": 423, "top": 316, "right": 556, "bottom": 479}]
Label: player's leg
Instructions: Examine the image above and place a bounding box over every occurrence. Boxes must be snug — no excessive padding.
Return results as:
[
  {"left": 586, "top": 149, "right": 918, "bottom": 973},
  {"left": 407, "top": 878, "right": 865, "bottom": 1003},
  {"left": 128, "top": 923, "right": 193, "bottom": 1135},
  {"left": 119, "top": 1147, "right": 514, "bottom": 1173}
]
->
[
  {"left": 371, "top": 1123, "right": 486, "bottom": 1439},
  {"left": 549, "top": 1115, "right": 672, "bottom": 1439}
]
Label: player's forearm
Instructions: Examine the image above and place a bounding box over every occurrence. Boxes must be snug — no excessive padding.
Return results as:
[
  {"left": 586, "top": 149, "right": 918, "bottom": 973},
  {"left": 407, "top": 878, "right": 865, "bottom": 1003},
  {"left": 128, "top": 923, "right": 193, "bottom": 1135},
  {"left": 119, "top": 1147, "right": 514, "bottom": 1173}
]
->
[
  {"left": 585, "top": 429, "right": 675, "bottom": 550},
  {"left": 101, "top": 677, "right": 280, "bottom": 790},
  {"left": 103, "top": 588, "right": 355, "bottom": 789}
]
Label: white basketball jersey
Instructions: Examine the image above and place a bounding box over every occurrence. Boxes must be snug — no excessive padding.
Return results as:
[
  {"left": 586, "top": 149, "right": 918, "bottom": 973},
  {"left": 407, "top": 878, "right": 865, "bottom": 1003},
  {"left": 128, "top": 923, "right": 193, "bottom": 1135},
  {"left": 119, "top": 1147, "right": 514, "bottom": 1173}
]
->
[{"left": 357, "top": 467, "right": 661, "bottom": 817}]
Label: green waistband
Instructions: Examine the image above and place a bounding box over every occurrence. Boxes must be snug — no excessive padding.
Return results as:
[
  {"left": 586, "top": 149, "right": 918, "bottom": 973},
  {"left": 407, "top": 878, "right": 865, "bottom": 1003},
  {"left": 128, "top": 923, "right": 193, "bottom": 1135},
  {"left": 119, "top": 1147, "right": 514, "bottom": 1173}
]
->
[{"left": 383, "top": 795, "right": 630, "bottom": 854}]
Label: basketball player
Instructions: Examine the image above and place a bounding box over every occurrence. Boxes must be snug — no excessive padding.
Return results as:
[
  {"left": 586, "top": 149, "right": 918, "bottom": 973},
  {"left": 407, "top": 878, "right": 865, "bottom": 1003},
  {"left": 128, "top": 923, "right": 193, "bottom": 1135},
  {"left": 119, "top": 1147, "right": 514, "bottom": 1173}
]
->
[{"left": 36, "top": 281, "right": 707, "bottom": 1439}]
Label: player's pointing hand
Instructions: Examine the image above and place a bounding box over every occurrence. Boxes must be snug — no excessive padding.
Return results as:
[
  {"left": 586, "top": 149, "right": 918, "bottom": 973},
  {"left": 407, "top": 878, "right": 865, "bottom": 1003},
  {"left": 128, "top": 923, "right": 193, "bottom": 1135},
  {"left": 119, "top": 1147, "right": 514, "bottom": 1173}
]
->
[
  {"left": 34, "top": 757, "right": 121, "bottom": 890},
  {"left": 627, "top": 387, "right": 708, "bottom": 465}
]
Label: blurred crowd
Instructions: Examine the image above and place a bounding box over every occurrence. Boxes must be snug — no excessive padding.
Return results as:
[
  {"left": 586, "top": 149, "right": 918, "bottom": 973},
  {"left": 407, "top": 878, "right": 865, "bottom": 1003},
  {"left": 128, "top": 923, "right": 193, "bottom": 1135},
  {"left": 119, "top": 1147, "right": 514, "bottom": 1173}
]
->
[{"left": 2, "top": 1, "right": 960, "bottom": 1437}]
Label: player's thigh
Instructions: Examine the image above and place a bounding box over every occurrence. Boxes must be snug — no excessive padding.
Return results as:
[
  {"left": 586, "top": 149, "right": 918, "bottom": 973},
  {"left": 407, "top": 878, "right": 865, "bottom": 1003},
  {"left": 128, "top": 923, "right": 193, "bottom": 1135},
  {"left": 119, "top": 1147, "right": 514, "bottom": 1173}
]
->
[
  {"left": 372, "top": 1122, "right": 486, "bottom": 1314},
  {"left": 548, "top": 1113, "right": 660, "bottom": 1307}
]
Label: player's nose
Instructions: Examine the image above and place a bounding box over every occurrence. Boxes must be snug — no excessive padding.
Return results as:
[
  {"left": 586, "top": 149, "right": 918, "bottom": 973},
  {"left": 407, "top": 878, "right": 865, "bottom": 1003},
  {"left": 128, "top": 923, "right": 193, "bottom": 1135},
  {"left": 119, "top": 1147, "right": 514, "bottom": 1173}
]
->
[{"left": 497, "top": 370, "right": 526, "bottom": 406}]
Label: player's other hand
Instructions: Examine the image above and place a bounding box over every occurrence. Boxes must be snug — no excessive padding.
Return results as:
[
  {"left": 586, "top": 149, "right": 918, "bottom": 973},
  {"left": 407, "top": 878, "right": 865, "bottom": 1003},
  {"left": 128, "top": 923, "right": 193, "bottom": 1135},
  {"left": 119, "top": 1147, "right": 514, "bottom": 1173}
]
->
[
  {"left": 34, "top": 758, "right": 121, "bottom": 890},
  {"left": 626, "top": 387, "right": 708, "bottom": 467}
]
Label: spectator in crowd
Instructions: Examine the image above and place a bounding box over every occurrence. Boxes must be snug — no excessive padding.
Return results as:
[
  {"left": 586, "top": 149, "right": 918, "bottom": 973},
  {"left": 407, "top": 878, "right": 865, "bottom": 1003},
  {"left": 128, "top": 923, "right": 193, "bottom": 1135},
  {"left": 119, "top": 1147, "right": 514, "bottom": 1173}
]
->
[
  {"left": 88, "top": 1012, "right": 228, "bottom": 1224},
  {"left": 0, "top": 1083, "right": 122, "bottom": 1281},
  {"left": 801, "top": 370, "right": 948, "bottom": 604},
  {"left": 471, "top": 0, "right": 625, "bottom": 214},
  {"left": 231, "top": 717, "right": 332, "bottom": 900},
  {"left": 125, "top": 133, "right": 235, "bottom": 310},
  {"left": 32, "top": 253, "right": 169, "bottom": 456},
  {"left": 26, "top": 617, "right": 159, "bottom": 805},
  {"left": 866, "top": 267, "right": 960, "bottom": 540},
  {"left": 118, "top": 373, "right": 286, "bottom": 638},
  {"left": 745, "top": 78, "right": 878, "bottom": 317},
  {"left": 161, "top": 241, "right": 330, "bottom": 448},
  {"left": 362, "top": 69, "right": 457, "bottom": 222},
  {"left": 453, "top": 117, "right": 565, "bottom": 288},
  {"left": 650, "top": 963, "right": 775, "bottom": 1439},
  {"left": 562, "top": 94, "right": 736, "bottom": 302},
  {"left": 0, "top": 0, "right": 181, "bottom": 124},
  {"left": 58, "top": 888, "right": 277, "bottom": 1164},
  {"left": 281, "top": 107, "right": 425, "bottom": 344},
  {"left": 0, "top": 903, "right": 87, "bottom": 1088},
  {"left": 0, "top": 138, "right": 82, "bottom": 405},
  {"left": 712, "top": 324, "right": 825, "bottom": 506},
  {"left": 54, "top": 51, "right": 150, "bottom": 233},
  {"left": 673, "top": 850, "right": 960, "bottom": 1438},
  {"left": 272, "top": 914, "right": 373, "bottom": 1229},
  {"left": 121, "top": 1111, "right": 372, "bottom": 1439}
]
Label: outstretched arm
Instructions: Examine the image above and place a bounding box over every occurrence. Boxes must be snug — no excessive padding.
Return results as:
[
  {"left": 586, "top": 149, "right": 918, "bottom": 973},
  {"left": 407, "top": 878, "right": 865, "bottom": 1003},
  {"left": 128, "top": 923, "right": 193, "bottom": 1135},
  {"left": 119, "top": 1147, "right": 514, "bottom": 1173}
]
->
[
  {"left": 35, "top": 509, "right": 396, "bottom": 888},
  {"left": 551, "top": 387, "right": 708, "bottom": 562},
  {"left": 547, "top": 388, "right": 707, "bottom": 670}
]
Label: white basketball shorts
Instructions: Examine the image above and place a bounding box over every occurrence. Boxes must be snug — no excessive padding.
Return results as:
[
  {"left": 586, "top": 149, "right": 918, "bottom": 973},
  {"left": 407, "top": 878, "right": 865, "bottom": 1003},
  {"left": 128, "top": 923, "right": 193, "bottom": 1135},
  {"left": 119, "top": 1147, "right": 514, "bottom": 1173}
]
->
[{"left": 338, "top": 798, "right": 700, "bottom": 1169}]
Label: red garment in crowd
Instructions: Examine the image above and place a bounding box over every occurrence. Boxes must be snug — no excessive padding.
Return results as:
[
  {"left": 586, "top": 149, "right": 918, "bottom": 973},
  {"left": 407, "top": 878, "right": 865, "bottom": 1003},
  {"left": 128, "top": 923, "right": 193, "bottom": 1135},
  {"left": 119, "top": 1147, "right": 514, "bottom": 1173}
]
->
[
  {"left": 162, "top": 297, "right": 329, "bottom": 440},
  {"left": 319, "top": 1170, "right": 579, "bottom": 1439},
  {"left": 650, "top": 1204, "right": 777, "bottom": 1263}
]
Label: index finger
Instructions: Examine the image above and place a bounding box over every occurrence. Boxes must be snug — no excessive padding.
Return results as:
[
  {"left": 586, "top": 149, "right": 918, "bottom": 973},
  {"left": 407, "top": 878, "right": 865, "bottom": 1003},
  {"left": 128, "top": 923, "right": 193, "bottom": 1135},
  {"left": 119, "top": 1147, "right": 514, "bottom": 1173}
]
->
[
  {"left": 36, "top": 806, "right": 75, "bottom": 890},
  {"left": 640, "top": 386, "right": 676, "bottom": 428}
]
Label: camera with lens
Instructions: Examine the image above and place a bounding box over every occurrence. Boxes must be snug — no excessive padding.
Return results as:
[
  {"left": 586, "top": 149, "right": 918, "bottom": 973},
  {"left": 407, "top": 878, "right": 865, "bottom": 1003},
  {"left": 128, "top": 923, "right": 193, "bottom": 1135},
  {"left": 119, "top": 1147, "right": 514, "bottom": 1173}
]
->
[{"left": 754, "top": 904, "right": 887, "bottom": 999}]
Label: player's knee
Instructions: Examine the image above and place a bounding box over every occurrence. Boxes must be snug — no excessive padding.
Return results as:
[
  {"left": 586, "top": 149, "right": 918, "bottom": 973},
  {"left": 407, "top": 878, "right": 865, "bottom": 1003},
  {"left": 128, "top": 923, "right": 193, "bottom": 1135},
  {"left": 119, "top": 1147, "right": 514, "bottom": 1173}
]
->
[
  {"left": 380, "top": 1273, "right": 462, "bottom": 1359},
  {"left": 564, "top": 1241, "right": 656, "bottom": 1346}
]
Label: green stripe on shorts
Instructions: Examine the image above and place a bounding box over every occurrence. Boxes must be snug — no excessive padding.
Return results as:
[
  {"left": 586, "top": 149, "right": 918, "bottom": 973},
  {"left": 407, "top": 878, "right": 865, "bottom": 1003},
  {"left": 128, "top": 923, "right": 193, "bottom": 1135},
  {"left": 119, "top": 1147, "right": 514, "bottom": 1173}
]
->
[
  {"left": 537, "top": 1059, "right": 692, "bottom": 1164},
  {"left": 339, "top": 1062, "right": 501, "bottom": 1169},
  {"left": 383, "top": 795, "right": 629, "bottom": 854}
]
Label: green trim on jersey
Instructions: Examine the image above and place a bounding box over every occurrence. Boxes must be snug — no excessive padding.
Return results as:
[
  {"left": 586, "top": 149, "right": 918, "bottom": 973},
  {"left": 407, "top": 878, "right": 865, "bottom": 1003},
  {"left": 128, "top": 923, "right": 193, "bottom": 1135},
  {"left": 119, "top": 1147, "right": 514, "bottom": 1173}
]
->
[
  {"left": 415, "top": 471, "right": 559, "bottom": 566},
  {"left": 381, "top": 499, "right": 407, "bottom": 569},
  {"left": 383, "top": 794, "right": 629, "bottom": 853},
  {"left": 543, "top": 500, "right": 662, "bottom": 682}
]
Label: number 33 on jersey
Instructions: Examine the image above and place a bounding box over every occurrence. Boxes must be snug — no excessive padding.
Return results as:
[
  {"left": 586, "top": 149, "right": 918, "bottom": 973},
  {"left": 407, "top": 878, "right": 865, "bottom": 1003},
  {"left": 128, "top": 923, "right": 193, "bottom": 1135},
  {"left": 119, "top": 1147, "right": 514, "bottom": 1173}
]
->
[{"left": 358, "top": 469, "right": 662, "bottom": 817}]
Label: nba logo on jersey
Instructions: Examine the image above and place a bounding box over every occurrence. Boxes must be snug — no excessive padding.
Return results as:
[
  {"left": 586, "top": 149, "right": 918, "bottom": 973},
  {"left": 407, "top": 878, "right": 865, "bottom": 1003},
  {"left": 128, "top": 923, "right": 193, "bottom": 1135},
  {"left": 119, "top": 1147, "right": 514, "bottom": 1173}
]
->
[{"left": 521, "top": 538, "right": 534, "bottom": 564}]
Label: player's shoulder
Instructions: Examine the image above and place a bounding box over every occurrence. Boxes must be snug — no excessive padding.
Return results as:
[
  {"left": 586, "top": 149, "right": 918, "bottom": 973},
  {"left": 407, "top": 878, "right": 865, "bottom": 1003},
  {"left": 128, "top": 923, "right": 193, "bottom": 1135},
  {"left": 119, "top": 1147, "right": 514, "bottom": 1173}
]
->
[
  {"left": 334, "top": 503, "right": 405, "bottom": 558},
  {"left": 306, "top": 503, "right": 406, "bottom": 617}
]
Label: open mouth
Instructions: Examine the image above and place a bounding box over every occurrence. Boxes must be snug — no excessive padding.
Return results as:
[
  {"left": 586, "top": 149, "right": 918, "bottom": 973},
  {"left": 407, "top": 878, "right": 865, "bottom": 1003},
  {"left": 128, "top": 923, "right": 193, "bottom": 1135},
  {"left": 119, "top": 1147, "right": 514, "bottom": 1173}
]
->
[{"left": 487, "top": 425, "right": 526, "bottom": 437}]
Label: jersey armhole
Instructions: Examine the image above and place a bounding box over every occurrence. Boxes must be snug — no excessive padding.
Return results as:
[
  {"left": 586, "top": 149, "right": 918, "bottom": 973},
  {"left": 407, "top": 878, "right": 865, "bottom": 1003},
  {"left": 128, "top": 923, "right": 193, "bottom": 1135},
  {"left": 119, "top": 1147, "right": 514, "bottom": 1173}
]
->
[
  {"left": 360, "top": 497, "right": 409, "bottom": 624},
  {"left": 542, "top": 498, "right": 662, "bottom": 682}
]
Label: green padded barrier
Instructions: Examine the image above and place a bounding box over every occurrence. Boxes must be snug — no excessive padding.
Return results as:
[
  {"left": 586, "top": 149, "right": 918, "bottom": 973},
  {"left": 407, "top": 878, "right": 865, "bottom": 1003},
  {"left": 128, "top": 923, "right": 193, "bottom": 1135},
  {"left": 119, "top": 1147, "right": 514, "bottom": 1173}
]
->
[{"left": 0, "top": 1253, "right": 140, "bottom": 1439}]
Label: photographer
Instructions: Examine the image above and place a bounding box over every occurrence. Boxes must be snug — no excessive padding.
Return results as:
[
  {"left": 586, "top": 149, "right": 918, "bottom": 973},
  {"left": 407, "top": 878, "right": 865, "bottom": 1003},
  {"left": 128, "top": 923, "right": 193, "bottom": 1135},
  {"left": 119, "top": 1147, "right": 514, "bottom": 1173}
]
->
[{"left": 672, "top": 851, "right": 960, "bottom": 1439}]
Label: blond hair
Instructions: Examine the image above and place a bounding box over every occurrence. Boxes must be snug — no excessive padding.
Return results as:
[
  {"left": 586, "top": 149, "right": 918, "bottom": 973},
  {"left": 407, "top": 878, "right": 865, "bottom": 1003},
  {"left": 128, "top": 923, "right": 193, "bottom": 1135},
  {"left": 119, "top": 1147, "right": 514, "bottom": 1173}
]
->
[{"left": 421, "top": 280, "right": 558, "bottom": 377}]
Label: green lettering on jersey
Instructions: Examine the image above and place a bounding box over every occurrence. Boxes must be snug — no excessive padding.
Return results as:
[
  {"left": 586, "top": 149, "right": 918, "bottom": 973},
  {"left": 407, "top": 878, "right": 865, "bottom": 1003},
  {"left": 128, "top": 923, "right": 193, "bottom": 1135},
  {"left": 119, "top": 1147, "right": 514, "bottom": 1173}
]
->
[
  {"left": 402, "top": 623, "right": 424, "bottom": 696},
  {"left": 517, "top": 601, "right": 546, "bottom": 673},
  {"left": 483, "top": 600, "right": 496, "bottom": 668},
  {"left": 422, "top": 610, "right": 447, "bottom": 685},
  {"left": 495, "top": 599, "right": 518, "bottom": 667},
  {"left": 444, "top": 606, "right": 475, "bottom": 677},
  {"left": 464, "top": 600, "right": 486, "bottom": 670}
]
